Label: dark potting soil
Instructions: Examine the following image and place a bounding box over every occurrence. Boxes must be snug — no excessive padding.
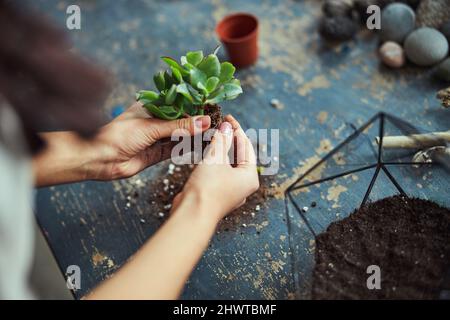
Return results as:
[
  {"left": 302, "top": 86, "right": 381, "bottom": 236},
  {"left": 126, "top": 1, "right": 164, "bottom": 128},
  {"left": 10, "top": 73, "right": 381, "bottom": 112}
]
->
[
  {"left": 191, "top": 104, "right": 223, "bottom": 155},
  {"left": 312, "top": 195, "right": 450, "bottom": 299},
  {"left": 145, "top": 164, "right": 274, "bottom": 232},
  {"left": 205, "top": 104, "right": 223, "bottom": 131}
]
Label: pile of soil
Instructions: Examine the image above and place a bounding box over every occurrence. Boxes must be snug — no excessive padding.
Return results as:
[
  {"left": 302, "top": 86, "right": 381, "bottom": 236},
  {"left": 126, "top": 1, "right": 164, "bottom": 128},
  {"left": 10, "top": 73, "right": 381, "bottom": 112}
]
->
[
  {"left": 312, "top": 195, "right": 450, "bottom": 299},
  {"left": 145, "top": 164, "right": 275, "bottom": 232}
]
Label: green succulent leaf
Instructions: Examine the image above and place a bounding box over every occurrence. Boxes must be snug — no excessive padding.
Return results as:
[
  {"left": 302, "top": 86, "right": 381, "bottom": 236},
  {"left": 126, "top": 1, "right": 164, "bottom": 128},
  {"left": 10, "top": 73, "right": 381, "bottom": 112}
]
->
[
  {"left": 176, "top": 83, "right": 192, "bottom": 102},
  {"left": 153, "top": 71, "right": 165, "bottom": 92},
  {"left": 142, "top": 49, "right": 242, "bottom": 120},
  {"left": 171, "top": 67, "right": 183, "bottom": 84},
  {"left": 165, "top": 84, "right": 177, "bottom": 105},
  {"left": 136, "top": 90, "right": 159, "bottom": 102},
  {"left": 205, "top": 77, "right": 219, "bottom": 92},
  {"left": 186, "top": 50, "right": 204, "bottom": 66},
  {"left": 219, "top": 62, "right": 235, "bottom": 83},
  {"left": 164, "top": 71, "right": 175, "bottom": 89},
  {"left": 198, "top": 54, "right": 220, "bottom": 78},
  {"left": 186, "top": 83, "right": 203, "bottom": 104},
  {"left": 205, "top": 83, "right": 243, "bottom": 104},
  {"left": 189, "top": 67, "right": 207, "bottom": 90},
  {"left": 161, "top": 56, "right": 189, "bottom": 76},
  {"left": 143, "top": 103, "right": 182, "bottom": 120}
]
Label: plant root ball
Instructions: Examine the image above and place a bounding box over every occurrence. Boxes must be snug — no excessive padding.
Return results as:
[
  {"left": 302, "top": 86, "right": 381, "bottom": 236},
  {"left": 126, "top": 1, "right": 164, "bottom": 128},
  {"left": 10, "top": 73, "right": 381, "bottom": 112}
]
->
[
  {"left": 322, "top": 0, "right": 354, "bottom": 18},
  {"left": 319, "top": 16, "right": 359, "bottom": 42},
  {"left": 379, "top": 41, "right": 405, "bottom": 68}
]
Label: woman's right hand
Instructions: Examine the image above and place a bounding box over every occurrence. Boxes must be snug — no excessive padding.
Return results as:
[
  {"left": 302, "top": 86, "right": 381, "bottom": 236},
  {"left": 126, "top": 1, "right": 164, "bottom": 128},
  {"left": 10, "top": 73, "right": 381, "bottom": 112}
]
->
[{"left": 172, "top": 114, "right": 259, "bottom": 224}]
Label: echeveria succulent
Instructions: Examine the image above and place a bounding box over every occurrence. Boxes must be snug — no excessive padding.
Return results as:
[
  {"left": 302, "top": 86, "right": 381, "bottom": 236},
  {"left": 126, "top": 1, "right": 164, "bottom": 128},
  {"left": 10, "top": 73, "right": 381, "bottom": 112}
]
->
[{"left": 136, "top": 48, "right": 243, "bottom": 120}]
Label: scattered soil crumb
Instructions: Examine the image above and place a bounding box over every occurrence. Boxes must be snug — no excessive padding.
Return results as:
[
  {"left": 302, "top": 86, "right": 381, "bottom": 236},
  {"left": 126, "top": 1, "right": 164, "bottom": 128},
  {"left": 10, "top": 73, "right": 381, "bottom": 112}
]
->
[{"left": 144, "top": 164, "right": 276, "bottom": 233}]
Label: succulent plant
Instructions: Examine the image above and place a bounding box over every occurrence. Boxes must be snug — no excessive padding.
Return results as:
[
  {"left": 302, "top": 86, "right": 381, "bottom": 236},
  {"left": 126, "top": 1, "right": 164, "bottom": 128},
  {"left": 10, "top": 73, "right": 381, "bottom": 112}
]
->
[{"left": 136, "top": 48, "right": 243, "bottom": 120}]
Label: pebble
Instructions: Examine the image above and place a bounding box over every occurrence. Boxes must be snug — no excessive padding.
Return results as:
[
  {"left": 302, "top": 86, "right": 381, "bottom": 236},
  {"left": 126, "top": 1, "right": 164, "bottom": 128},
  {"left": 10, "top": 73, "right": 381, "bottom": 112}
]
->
[
  {"left": 380, "top": 3, "right": 415, "bottom": 43},
  {"left": 434, "top": 58, "right": 450, "bottom": 81},
  {"left": 270, "top": 98, "right": 284, "bottom": 110},
  {"left": 164, "top": 204, "right": 172, "bottom": 210},
  {"left": 163, "top": 179, "right": 169, "bottom": 185},
  {"left": 311, "top": 201, "right": 317, "bottom": 208},
  {"left": 158, "top": 212, "right": 165, "bottom": 218},
  {"left": 319, "top": 16, "right": 358, "bottom": 42},
  {"left": 140, "top": 218, "right": 146, "bottom": 224},
  {"left": 168, "top": 163, "right": 175, "bottom": 174},
  {"left": 404, "top": 27, "right": 449, "bottom": 66},
  {"left": 379, "top": 41, "right": 405, "bottom": 68},
  {"left": 302, "top": 206, "right": 309, "bottom": 213},
  {"left": 255, "top": 205, "right": 261, "bottom": 211}
]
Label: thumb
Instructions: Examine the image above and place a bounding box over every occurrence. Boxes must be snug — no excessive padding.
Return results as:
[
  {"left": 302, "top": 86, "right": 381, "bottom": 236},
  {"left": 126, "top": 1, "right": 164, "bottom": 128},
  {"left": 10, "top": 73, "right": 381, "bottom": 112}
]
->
[
  {"left": 149, "top": 115, "right": 211, "bottom": 140},
  {"left": 204, "top": 122, "right": 234, "bottom": 164}
]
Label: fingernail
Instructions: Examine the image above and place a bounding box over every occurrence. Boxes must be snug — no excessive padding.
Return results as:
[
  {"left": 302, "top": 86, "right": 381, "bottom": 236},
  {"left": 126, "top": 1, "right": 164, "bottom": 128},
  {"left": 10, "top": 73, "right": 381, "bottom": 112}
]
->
[
  {"left": 219, "top": 122, "right": 233, "bottom": 135},
  {"left": 195, "top": 116, "right": 211, "bottom": 129}
]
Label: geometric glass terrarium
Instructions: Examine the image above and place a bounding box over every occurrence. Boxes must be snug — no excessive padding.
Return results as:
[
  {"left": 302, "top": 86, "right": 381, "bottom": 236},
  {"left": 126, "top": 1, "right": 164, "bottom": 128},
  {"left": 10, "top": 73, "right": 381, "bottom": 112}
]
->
[{"left": 284, "top": 112, "right": 450, "bottom": 299}]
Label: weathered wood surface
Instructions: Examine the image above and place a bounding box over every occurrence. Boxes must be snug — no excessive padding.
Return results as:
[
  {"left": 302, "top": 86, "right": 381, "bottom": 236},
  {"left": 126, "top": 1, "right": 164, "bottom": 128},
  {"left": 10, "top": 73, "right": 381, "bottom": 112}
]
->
[{"left": 33, "top": 0, "right": 450, "bottom": 299}]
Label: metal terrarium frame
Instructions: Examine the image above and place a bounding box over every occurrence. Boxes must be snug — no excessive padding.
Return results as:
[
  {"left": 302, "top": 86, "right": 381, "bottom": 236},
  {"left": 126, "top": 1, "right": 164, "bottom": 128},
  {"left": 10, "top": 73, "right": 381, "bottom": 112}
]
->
[
  {"left": 283, "top": 112, "right": 450, "bottom": 296},
  {"left": 284, "top": 112, "right": 449, "bottom": 237}
]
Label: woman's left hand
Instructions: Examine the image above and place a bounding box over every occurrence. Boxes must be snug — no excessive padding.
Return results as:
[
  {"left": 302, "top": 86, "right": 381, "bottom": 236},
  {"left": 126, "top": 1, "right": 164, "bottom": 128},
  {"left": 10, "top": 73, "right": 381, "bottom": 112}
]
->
[
  {"left": 33, "top": 102, "right": 211, "bottom": 186},
  {"left": 90, "top": 102, "right": 211, "bottom": 180}
]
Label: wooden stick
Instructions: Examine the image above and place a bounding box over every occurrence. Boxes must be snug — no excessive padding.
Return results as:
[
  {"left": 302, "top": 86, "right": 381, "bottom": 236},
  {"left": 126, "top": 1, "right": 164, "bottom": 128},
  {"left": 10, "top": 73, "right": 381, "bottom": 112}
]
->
[{"left": 375, "top": 131, "right": 450, "bottom": 149}]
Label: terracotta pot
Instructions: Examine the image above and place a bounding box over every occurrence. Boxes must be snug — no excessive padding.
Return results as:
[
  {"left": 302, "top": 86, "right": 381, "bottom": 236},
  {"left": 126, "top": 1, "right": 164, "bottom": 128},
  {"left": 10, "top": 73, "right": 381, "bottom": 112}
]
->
[{"left": 216, "top": 13, "right": 259, "bottom": 68}]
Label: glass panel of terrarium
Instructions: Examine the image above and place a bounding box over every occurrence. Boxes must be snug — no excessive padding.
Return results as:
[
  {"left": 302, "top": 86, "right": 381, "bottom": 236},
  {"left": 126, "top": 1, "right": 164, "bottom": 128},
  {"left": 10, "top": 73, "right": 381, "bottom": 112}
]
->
[
  {"left": 285, "top": 167, "right": 377, "bottom": 298},
  {"left": 287, "top": 118, "right": 382, "bottom": 192},
  {"left": 384, "top": 163, "right": 450, "bottom": 208}
]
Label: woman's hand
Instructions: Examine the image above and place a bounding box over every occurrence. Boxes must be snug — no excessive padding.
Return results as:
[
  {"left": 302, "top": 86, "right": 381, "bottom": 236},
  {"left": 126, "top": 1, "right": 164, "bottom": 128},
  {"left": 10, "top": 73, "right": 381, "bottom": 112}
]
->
[
  {"left": 85, "top": 115, "right": 259, "bottom": 300},
  {"left": 89, "top": 102, "right": 210, "bottom": 180},
  {"left": 33, "top": 102, "right": 211, "bottom": 186},
  {"left": 172, "top": 114, "right": 259, "bottom": 224}
]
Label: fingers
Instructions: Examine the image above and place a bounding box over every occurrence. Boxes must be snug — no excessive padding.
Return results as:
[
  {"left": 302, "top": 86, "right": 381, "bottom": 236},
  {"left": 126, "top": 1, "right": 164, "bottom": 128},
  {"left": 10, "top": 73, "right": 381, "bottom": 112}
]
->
[
  {"left": 144, "top": 115, "right": 211, "bottom": 142},
  {"left": 204, "top": 122, "right": 233, "bottom": 164},
  {"left": 225, "top": 114, "right": 256, "bottom": 169}
]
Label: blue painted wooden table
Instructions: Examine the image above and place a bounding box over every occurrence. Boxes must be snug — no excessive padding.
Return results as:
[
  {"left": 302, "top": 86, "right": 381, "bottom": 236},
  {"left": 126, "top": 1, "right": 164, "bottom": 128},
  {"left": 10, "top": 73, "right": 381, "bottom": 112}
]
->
[{"left": 33, "top": 0, "right": 450, "bottom": 299}]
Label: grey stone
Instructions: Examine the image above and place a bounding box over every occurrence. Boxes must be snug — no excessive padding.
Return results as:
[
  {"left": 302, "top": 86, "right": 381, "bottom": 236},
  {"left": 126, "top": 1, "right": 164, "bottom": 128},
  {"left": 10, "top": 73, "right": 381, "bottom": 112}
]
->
[
  {"left": 404, "top": 28, "right": 449, "bottom": 67},
  {"left": 434, "top": 58, "right": 450, "bottom": 81},
  {"left": 380, "top": 3, "right": 415, "bottom": 43}
]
